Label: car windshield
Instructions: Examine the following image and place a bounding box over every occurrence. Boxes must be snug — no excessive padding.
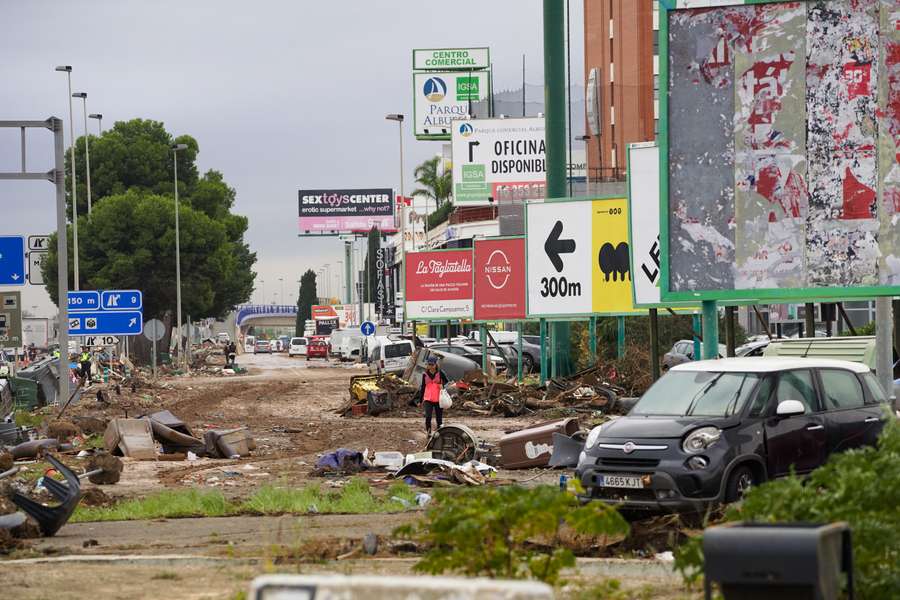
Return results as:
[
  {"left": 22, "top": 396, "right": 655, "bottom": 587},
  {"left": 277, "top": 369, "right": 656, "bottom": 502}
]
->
[
  {"left": 632, "top": 371, "right": 760, "bottom": 417},
  {"left": 384, "top": 344, "right": 411, "bottom": 359}
]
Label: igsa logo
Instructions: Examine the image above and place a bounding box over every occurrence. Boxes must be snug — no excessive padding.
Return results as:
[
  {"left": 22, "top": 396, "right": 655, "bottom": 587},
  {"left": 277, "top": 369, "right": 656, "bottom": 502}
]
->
[
  {"left": 459, "top": 122, "right": 474, "bottom": 137},
  {"left": 423, "top": 77, "right": 447, "bottom": 102},
  {"left": 484, "top": 249, "right": 512, "bottom": 289}
]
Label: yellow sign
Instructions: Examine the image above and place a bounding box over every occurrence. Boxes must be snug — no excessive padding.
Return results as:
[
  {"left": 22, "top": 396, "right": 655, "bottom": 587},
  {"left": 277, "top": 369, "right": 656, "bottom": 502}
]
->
[{"left": 591, "top": 198, "right": 643, "bottom": 315}]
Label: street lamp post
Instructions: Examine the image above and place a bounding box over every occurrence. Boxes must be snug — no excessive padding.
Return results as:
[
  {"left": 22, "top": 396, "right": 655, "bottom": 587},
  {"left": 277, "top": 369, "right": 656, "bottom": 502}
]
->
[
  {"left": 55, "top": 65, "right": 79, "bottom": 290},
  {"left": 336, "top": 260, "right": 344, "bottom": 301},
  {"left": 72, "top": 92, "right": 92, "bottom": 215},
  {"left": 279, "top": 277, "right": 284, "bottom": 308},
  {"left": 260, "top": 279, "right": 265, "bottom": 304},
  {"left": 89, "top": 113, "right": 102, "bottom": 135},
  {"left": 385, "top": 114, "right": 405, "bottom": 331},
  {"left": 172, "top": 143, "right": 188, "bottom": 368}
]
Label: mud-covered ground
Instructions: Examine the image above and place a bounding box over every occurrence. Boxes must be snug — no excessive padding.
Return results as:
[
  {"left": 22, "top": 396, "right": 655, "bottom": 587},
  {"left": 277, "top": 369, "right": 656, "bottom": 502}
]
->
[{"left": 2, "top": 351, "right": 697, "bottom": 599}]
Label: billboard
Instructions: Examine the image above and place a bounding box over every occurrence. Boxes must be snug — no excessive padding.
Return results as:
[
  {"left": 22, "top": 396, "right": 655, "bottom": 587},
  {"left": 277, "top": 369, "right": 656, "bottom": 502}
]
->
[
  {"left": 526, "top": 197, "right": 644, "bottom": 317},
  {"left": 298, "top": 189, "right": 395, "bottom": 234},
  {"left": 414, "top": 48, "right": 490, "bottom": 71},
  {"left": 661, "top": 0, "right": 900, "bottom": 302},
  {"left": 405, "top": 249, "right": 473, "bottom": 320},
  {"left": 473, "top": 237, "right": 526, "bottom": 321},
  {"left": 451, "top": 117, "right": 546, "bottom": 204},
  {"left": 413, "top": 71, "right": 491, "bottom": 140}
]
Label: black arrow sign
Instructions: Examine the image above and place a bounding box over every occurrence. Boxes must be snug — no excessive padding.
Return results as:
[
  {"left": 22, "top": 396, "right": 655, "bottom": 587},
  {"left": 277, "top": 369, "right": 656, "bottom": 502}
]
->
[{"left": 544, "top": 220, "right": 576, "bottom": 273}]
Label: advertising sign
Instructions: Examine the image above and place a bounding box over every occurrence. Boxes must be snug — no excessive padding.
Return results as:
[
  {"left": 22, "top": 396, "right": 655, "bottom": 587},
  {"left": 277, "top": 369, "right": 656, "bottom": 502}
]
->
[
  {"left": 405, "top": 249, "right": 473, "bottom": 320},
  {"left": 451, "top": 117, "right": 546, "bottom": 204},
  {"left": 474, "top": 237, "right": 526, "bottom": 321},
  {"left": 0, "top": 292, "right": 22, "bottom": 346},
  {"left": 662, "top": 1, "right": 900, "bottom": 301},
  {"left": 413, "top": 71, "right": 491, "bottom": 139},
  {"left": 298, "top": 189, "right": 395, "bottom": 234},
  {"left": 414, "top": 47, "right": 490, "bottom": 71},
  {"left": 591, "top": 198, "right": 644, "bottom": 315},
  {"left": 311, "top": 305, "right": 338, "bottom": 319}
]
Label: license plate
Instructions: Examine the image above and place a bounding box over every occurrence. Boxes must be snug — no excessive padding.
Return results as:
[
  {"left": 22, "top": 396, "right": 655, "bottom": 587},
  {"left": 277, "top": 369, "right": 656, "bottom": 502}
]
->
[{"left": 597, "top": 474, "right": 644, "bottom": 489}]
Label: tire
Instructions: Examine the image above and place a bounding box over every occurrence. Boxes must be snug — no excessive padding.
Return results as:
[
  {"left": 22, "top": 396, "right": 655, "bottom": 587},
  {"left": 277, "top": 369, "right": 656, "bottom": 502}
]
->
[{"left": 724, "top": 465, "right": 756, "bottom": 503}]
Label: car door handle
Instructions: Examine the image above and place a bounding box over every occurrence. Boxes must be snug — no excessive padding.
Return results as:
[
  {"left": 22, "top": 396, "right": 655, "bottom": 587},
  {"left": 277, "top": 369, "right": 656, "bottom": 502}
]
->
[
  {"left": 864, "top": 417, "right": 880, "bottom": 423},
  {"left": 805, "top": 425, "right": 824, "bottom": 431}
]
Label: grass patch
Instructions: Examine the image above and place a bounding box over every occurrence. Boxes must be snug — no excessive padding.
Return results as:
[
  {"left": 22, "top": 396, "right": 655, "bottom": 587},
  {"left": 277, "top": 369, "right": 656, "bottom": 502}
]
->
[
  {"left": 71, "top": 478, "right": 418, "bottom": 523},
  {"left": 14, "top": 411, "right": 46, "bottom": 428}
]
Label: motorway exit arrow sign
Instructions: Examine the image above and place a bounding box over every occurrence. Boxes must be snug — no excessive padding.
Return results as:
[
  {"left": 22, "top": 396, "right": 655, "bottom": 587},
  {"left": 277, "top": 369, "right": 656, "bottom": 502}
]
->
[{"left": 0, "top": 236, "right": 26, "bottom": 286}]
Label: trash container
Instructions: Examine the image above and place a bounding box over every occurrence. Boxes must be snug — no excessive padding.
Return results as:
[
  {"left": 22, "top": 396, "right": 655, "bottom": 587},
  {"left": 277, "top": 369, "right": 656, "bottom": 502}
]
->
[
  {"left": 10, "top": 377, "right": 39, "bottom": 411},
  {"left": 703, "top": 522, "right": 853, "bottom": 600},
  {"left": 499, "top": 418, "right": 580, "bottom": 469}
]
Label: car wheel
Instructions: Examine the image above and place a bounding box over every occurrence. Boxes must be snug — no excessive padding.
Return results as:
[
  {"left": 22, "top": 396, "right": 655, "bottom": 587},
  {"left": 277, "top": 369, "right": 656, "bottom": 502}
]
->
[{"left": 724, "top": 465, "right": 756, "bottom": 503}]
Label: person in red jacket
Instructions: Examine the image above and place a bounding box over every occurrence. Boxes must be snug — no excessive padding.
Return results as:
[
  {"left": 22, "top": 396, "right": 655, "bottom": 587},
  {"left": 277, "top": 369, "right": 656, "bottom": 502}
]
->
[{"left": 417, "top": 355, "right": 449, "bottom": 437}]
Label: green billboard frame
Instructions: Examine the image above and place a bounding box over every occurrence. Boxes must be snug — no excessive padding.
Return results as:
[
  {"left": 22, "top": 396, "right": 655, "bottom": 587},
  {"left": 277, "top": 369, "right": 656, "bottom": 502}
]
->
[
  {"left": 412, "top": 68, "right": 492, "bottom": 142},
  {"left": 658, "top": 0, "right": 900, "bottom": 303}
]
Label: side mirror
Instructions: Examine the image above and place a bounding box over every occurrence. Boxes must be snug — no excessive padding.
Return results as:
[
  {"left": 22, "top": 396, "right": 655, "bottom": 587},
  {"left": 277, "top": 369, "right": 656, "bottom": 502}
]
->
[{"left": 776, "top": 399, "right": 806, "bottom": 417}]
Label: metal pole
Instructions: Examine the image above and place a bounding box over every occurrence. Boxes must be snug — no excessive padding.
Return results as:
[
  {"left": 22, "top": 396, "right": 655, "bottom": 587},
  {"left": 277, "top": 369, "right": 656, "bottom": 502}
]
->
[
  {"left": 875, "top": 297, "right": 894, "bottom": 408},
  {"left": 893, "top": 298, "right": 900, "bottom": 358},
  {"left": 544, "top": 0, "right": 571, "bottom": 377},
  {"left": 397, "top": 119, "right": 406, "bottom": 333},
  {"left": 20, "top": 128, "right": 25, "bottom": 172},
  {"left": 173, "top": 148, "right": 183, "bottom": 368},
  {"left": 702, "top": 300, "right": 719, "bottom": 360},
  {"left": 725, "top": 306, "right": 736, "bottom": 357},
  {"left": 589, "top": 316, "right": 597, "bottom": 363},
  {"left": 517, "top": 322, "right": 523, "bottom": 382},
  {"left": 692, "top": 313, "right": 702, "bottom": 360},
  {"left": 804, "top": 302, "right": 815, "bottom": 338},
  {"left": 344, "top": 241, "right": 352, "bottom": 304},
  {"left": 649, "top": 308, "right": 660, "bottom": 381},
  {"left": 446, "top": 319, "right": 451, "bottom": 346},
  {"left": 480, "top": 323, "right": 487, "bottom": 371},
  {"left": 53, "top": 118, "right": 70, "bottom": 405},
  {"left": 80, "top": 97, "right": 92, "bottom": 215},
  {"left": 152, "top": 338, "right": 157, "bottom": 381},
  {"left": 551, "top": 322, "right": 558, "bottom": 379},
  {"left": 566, "top": 0, "right": 573, "bottom": 198},
  {"left": 616, "top": 317, "right": 625, "bottom": 359},
  {"left": 65, "top": 71, "right": 80, "bottom": 290},
  {"left": 539, "top": 318, "right": 548, "bottom": 384}
]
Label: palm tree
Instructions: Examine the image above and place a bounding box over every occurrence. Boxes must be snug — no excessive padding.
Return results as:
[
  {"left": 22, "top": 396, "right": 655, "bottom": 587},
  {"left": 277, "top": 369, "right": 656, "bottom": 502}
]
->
[{"left": 411, "top": 156, "right": 452, "bottom": 208}]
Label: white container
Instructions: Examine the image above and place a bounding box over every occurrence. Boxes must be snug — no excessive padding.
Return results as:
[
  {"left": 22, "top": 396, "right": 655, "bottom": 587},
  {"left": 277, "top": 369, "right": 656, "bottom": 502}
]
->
[{"left": 373, "top": 451, "right": 404, "bottom": 469}]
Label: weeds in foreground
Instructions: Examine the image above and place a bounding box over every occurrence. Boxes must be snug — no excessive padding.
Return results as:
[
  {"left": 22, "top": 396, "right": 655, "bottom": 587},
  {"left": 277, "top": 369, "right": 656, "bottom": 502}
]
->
[{"left": 70, "top": 479, "right": 417, "bottom": 523}]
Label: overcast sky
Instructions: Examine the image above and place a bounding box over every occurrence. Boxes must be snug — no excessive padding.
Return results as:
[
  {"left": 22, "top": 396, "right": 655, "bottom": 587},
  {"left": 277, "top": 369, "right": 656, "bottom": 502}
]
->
[{"left": 1, "top": 0, "right": 583, "bottom": 317}]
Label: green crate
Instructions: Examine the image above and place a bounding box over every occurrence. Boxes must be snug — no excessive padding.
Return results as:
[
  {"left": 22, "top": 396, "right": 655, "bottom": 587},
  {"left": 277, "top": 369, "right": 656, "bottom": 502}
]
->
[{"left": 10, "top": 377, "right": 39, "bottom": 411}]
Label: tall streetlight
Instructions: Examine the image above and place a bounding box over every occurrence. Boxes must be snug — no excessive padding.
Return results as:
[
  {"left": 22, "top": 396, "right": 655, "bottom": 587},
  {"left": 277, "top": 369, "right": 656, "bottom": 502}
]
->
[
  {"left": 385, "top": 114, "right": 405, "bottom": 330},
  {"left": 55, "top": 65, "right": 79, "bottom": 290},
  {"left": 259, "top": 278, "right": 265, "bottom": 304},
  {"left": 171, "top": 143, "right": 188, "bottom": 367},
  {"left": 279, "top": 277, "right": 284, "bottom": 307},
  {"left": 72, "top": 92, "right": 92, "bottom": 215},
  {"left": 336, "top": 260, "right": 344, "bottom": 302},
  {"left": 88, "top": 113, "right": 103, "bottom": 135}
]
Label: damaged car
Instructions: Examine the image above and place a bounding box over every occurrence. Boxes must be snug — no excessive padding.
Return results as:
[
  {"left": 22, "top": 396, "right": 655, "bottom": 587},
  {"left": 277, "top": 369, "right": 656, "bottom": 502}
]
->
[{"left": 576, "top": 358, "right": 890, "bottom": 513}]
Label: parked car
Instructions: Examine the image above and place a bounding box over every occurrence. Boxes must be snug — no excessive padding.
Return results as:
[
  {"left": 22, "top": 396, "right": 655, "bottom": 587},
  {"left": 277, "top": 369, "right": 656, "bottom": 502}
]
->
[
  {"left": 576, "top": 357, "right": 890, "bottom": 514},
  {"left": 662, "top": 340, "right": 727, "bottom": 370},
  {"left": 271, "top": 339, "right": 283, "bottom": 352},
  {"left": 735, "top": 339, "right": 770, "bottom": 357},
  {"left": 306, "top": 340, "right": 329, "bottom": 360},
  {"left": 278, "top": 336, "right": 291, "bottom": 352},
  {"left": 428, "top": 343, "right": 507, "bottom": 373},
  {"left": 367, "top": 337, "right": 415, "bottom": 374},
  {"left": 255, "top": 340, "right": 271, "bottom": 354},
  {"left": 216, "top": 332, "right": 231, "bottom": 344},
  {"left": 288, "top": 337, "right": 308, "bottom": 357}
]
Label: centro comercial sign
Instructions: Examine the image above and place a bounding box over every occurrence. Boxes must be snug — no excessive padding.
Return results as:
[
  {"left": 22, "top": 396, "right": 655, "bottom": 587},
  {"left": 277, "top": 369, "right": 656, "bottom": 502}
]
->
[{"left": 414, "top": 47, "right": 489, "bottom": 71}]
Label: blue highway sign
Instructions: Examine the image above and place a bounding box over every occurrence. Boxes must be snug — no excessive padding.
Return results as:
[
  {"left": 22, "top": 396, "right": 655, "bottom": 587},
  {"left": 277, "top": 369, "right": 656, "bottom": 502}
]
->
[
  {"left": 361, "top": 321, "right": 376, "bottom": 336},
  {"left": 68, "top": 291, "right": 101, "bottom": 312},
  {"left": 67, "top": 311, "right": 143, "bottom": 336},
  {"left": 0, "top": 236, "right": 26, "bottom": 286},
  {"left": 101, "top": 289, "right": 143, "bottom": 311}
]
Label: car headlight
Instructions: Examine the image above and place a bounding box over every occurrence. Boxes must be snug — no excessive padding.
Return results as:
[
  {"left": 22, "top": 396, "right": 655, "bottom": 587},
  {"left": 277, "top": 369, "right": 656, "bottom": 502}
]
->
[
  {"left": 585, "top": 424, "right": 605, "bottom": 449},
  {"left": 682, "top": 426, "right": 721, "bottom": 454}
]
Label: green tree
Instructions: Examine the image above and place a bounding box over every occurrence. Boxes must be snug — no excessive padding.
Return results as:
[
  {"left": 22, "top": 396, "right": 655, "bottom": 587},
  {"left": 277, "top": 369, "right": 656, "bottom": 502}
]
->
[
  {"left": 412, "top": 156, "right": 452, "bottom": 208},
  {"left": 296, "top": 270, "right": 318, "bottom": 336},
  {"left": 47, "top": 119, "right": 256, "bottom": 320},
  {"left": 43, "top": 190, "right": 252, "bottom": 319}
]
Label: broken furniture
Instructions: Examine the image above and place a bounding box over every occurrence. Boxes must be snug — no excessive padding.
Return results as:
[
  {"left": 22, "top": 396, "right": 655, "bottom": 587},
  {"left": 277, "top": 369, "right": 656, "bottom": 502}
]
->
[
  {"left": 499, "top": 418, "right": 579, "bottom": 469},
  {"left": 142, "top": 410, "right": 205, "bottom": 455},
  {"left": 104, "top": 418, "right": 156, "bottom": 460},
  {"left": 204, "top": 427, "right": 255, "bottom": 458},
  {"left": 11, "top": 454, "right": 81, "bottom": 536}
]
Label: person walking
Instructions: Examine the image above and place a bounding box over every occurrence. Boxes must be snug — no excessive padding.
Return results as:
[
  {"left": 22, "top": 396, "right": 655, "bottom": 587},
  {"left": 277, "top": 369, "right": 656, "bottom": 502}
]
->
[
  {"left": 417, "top": 355, "right": 450, "bottom": 438},
  {"left": 79, "top": 346, "right": 92, "bottom": 385}
]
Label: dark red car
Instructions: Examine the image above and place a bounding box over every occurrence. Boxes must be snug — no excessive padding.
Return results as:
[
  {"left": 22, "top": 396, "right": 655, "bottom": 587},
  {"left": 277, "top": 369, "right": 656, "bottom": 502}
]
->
[{"left": 306, "top": 340, "right": 328, "bottom": 361}]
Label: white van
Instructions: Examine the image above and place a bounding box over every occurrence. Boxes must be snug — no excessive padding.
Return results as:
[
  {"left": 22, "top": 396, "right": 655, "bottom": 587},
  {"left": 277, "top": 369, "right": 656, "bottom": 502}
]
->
[
  {"left": 367, "top": 337, "right": 415, "bottom": 374},
  {"left": 244, "top": 335, "right": 256, "bottom": 354},
  {"left": 289, "top": 337, "right": 308, "bottom": 357}
]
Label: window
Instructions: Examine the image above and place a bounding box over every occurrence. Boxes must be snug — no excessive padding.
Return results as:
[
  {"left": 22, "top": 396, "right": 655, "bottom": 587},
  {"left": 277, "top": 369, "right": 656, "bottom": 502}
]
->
[
  {"left": 775, "top": 370, "right": 818, "bottom": 413},
  {"left": 748, "top": 375, "right": 775, "bottom": 417},
  {"left": 633, "top": 371, "right": 759, "bottom": 417},
  {"left": 385, "top": 343, "right": 412, "bottom": 359},
  {"left": 820, "top": 370, "right": 865, "bottom": 410},
  {"left": 862, "top": 372, "right": 887, "bottom": 404}
]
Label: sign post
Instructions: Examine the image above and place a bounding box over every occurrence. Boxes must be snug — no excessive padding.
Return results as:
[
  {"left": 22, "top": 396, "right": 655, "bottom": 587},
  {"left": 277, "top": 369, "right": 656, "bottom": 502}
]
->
[{"left": 144, "top": 318, "right": 165, "bottom": 381}]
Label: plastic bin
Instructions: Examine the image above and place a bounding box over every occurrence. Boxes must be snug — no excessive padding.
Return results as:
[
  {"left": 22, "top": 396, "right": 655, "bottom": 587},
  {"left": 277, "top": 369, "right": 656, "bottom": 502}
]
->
[{"left": 499, "top": 418, "right": 580, "bottom": 469}]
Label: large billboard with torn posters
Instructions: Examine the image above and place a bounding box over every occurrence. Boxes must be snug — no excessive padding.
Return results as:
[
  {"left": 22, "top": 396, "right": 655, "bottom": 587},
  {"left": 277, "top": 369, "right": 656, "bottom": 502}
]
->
[{"left": 660, "top": 0, "right": 900, "bottom": 302}]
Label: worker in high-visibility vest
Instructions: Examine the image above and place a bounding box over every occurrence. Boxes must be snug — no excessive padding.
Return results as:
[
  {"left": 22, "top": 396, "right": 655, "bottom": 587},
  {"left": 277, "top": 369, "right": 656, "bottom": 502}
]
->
[{"left": 79, "top": 347, "right": 92, "bottom": 383}]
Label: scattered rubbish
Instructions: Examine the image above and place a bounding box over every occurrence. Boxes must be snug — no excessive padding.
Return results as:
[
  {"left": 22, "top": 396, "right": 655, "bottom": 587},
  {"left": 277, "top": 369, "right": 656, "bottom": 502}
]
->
[
  {"left": 11, "top": 454, "right": 81, "bottom": 537},
  {"left": 373, "top": 451, "right": 404, "bottom": 470},
  {"left": 394, "top": 458, "right": 495, "bottom": 487},
  {"left": 415, "top": 492, "right": 432, "bottom": 507},
  {"left": 499, "top": 418, "right": 579, "bottom": 470},
  {"left": 425, "top": 423, "right": 497, "bottom": 464},
  {"left": 363, "top": 532, "right": 378, "bottom": 555},
  {"left": 204, "top": 427, "right": 255, "bottom": 458},
  {"left": 0, "top": 512, "right": 27, "bottom": 531},
  {"left": 10, "top": 439, "right": 66, "bottom": 460},
  {"left": 103, "top": 419, "right": 156, "bottom": 460},
  {"left": 84, "top": 453, "right": 124, "bottom": 485},
  {"left": 548, "top": 430, "right": 588, "bottom": 468},
  {"left": 143, "top": 410, "right": 205, "bottom": 455},
  {"left": 315, "top": 449, "right": 365, "bottom": 475}
]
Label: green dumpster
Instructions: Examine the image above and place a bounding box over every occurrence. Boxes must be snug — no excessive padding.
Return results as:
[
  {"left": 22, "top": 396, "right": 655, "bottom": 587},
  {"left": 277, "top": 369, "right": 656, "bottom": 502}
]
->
[{"left": 11, "top": 377, "right": 39, "bottom": 411}]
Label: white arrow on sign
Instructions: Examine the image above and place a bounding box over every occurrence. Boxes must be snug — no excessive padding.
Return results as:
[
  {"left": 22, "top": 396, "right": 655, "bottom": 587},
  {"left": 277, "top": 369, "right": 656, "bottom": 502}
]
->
[{"left": 526, "top": 201, "right": 593, "bottom": 316}]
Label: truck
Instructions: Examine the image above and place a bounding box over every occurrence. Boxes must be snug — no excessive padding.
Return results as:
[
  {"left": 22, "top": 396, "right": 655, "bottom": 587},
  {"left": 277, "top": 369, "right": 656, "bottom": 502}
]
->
[{"left": 22, "top": 317, "right": 51, "bottom": 349}]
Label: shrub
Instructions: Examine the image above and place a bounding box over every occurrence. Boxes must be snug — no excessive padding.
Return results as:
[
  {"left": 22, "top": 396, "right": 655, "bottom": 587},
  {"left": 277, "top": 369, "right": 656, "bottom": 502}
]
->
[
  {"left": 675, "top": 417, "right": 900, "bottom": 598},
  {"left": 396, "top": 485, "right": 629, "bottom": 586}
]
